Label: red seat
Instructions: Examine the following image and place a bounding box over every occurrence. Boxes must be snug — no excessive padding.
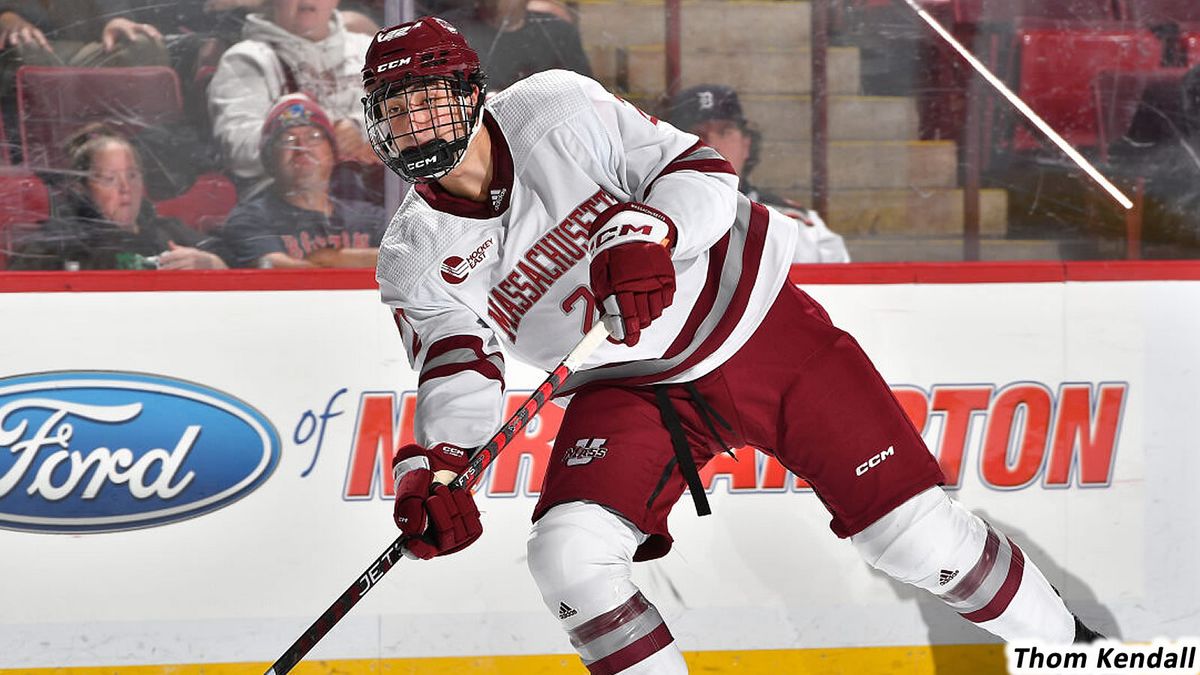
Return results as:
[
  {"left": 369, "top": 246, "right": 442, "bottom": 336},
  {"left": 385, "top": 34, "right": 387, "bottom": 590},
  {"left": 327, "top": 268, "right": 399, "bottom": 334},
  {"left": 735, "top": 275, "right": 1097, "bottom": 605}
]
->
[
  {"left": 1120, "top": 0, "right": 1200, "bottom": 25},
  {"left": 15, "top": 66, "right": 183, "bottom": 170},
  {"left": 956, "top": 0, "right": 1118, "bottom": 25},
  {"left": 0, "top": 108, "right": 10, "bottom": 166},
  {"left": 1011, "top": 27, "right": 1161, "bottom": 151},
  {"left": 0, "top": 172, "right": 50, "bottom": 269},
  {"left": 1185, "top": 31, "right": 1200, "bottom": 65},
  {"left": 153, "top": 172, "right": 238, "bottom": 233}
]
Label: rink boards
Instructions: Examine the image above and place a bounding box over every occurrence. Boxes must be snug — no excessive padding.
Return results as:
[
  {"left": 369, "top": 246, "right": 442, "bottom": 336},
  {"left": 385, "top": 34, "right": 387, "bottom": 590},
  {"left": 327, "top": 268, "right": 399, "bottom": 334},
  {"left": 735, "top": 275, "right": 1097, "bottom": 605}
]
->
[{"left": 0, "top": 262, "right": 1198, "bottom": 673}]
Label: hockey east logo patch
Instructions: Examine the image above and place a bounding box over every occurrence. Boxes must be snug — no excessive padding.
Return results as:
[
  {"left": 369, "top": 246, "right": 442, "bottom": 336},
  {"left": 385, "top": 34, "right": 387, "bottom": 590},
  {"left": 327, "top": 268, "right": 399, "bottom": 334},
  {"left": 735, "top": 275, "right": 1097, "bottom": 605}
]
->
[
  {"left": 564, "top": 438, "right": 607, "bottom": 466},
  {"left": 441, "top": 237, "right": 495, "bottom": 285}
]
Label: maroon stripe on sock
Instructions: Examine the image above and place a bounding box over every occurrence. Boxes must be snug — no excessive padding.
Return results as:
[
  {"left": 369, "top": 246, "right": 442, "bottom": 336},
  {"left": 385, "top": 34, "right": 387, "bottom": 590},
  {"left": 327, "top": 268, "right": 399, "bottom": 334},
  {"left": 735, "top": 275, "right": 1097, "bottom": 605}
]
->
[
  {"left": 570, "top": 592, "right": 651, "bottom": 647},
  {"left": 961, "top": 538, "right": 1026, "bottom": 624},
  {"left": 944, "top": 527, "right": 1001, "bottom": 604},
  {"left": 585, "top": 623, "right": 675, "bottom": 675}
]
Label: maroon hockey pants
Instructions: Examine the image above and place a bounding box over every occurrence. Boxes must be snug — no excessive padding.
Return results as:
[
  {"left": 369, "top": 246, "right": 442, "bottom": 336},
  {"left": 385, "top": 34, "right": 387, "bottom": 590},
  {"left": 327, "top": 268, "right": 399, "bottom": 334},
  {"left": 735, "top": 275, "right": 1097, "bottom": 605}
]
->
[{"left": 533, "top": 281, "right": 946, "bottom": 560}]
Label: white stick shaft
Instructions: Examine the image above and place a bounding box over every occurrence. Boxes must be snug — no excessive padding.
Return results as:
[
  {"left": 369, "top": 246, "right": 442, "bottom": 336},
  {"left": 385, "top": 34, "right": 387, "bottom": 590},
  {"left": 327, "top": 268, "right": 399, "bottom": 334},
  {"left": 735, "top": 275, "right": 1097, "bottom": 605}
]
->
[
  {"left": 564, "top": 321, "right": 610, "bottom": 371},
  {"left": 901, "top": 0, "right": 1133, "bottom": 210}
]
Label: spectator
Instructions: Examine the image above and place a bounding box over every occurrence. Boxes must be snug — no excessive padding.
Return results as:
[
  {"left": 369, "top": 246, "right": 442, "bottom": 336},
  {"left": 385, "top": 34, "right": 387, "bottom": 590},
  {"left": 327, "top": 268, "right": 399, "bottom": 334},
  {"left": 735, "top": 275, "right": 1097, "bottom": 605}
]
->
[
  {"left": 667, "top": 84, "right": 851, "bottom": 263},
  {"left": 339, "top": 0, "right": 383, "bottom": 34},
  {"left": 207, "top": 0, "right": 375, "bottom": 188},
  {"left": 441, "top": 0, "right": 590, "bottom": 91},
  {"left": 9, "top": 124, "right": 228, "bottom": 270},
  {"left": 0, "top": 2, "right": 169, "bottom": 69},
  {"left": 219, "top": 94, "right": 385, "bottom": 268}
]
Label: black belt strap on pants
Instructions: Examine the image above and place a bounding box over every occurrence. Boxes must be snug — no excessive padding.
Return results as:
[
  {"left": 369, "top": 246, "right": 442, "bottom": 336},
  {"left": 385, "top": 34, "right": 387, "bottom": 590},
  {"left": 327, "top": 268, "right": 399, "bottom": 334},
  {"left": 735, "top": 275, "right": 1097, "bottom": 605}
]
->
[{"left": 652, "top": 383, "right": 735, "bottom": 517}]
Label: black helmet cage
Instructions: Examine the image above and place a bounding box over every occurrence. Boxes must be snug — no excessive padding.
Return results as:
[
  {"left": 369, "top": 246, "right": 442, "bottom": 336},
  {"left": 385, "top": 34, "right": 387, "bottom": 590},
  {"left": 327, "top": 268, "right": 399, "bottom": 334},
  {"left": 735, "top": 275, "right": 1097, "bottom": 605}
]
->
[{"left": 364, "top": 71, "right": 488, "bottom": 183}]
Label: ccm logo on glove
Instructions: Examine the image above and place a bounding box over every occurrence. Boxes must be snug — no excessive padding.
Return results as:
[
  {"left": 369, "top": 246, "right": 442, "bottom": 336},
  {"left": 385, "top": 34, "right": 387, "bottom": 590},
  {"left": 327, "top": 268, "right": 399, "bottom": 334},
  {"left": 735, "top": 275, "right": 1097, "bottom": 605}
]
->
[
  {"left": 588, "top": 202, "right": 674, "bottom": 254},
  {"left": 391, "top": 442, "right": 482, "bottom": 559},
  {"left": 587, "top": 202, "right": 677, "bottom": 347}
]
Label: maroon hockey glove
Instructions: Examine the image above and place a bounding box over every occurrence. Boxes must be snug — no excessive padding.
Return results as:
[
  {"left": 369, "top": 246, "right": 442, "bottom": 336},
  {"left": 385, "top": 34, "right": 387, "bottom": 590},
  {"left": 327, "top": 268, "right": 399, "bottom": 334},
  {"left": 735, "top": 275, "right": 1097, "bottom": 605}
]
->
[
  {"left": 392, "top": 442, "right": 482, "bottom": 560},
  {"left": 587, "top": 202, "right": 677, "bottom": 347}
]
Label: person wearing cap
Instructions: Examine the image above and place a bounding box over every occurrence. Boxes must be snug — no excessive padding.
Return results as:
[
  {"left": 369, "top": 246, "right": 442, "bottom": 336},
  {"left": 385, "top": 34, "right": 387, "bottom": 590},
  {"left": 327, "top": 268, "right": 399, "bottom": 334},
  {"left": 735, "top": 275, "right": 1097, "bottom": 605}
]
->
[
  {"left": 207, "top": 0, "right": 377, "bottom": 188},
  {"left": 218, "top": 93, "right": 385, "bottom": 268},
  {"left": 667, "top": 84, "right": 850, "bottom": 263}
]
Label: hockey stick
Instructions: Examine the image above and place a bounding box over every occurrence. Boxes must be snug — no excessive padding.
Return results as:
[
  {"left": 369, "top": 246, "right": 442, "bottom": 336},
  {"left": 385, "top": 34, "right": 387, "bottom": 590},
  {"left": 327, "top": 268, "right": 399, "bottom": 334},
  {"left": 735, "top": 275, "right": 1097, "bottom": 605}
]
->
[{"left": 264, "top": 321, "right": 610, "bottom": 675}]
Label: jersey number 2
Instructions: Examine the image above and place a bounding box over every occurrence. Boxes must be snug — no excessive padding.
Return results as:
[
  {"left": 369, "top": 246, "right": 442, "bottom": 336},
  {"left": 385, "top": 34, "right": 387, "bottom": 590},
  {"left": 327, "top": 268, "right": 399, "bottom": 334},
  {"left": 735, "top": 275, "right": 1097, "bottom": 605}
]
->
[{"left": 560, "top": 285, "right": 596, "bottom": 335}]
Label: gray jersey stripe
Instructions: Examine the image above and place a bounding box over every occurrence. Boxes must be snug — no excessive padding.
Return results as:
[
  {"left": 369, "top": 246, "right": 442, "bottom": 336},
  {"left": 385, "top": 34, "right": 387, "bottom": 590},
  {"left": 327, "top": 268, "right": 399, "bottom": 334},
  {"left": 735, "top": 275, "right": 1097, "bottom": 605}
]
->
[
  {"left": 676, "top": 146, "right": 725, "bottom": 163},
  {"left": 572, "top": 602, "right": 665, "bottom": 663},
  {"left": 942, "top": 528, "right": 1015, "bottom": 614},
  {"left": 392, "top": 456, "right": 429, "bottom": 484},
  {"left": 942, "top": 527, "right": 1000, "bottom": 603}
]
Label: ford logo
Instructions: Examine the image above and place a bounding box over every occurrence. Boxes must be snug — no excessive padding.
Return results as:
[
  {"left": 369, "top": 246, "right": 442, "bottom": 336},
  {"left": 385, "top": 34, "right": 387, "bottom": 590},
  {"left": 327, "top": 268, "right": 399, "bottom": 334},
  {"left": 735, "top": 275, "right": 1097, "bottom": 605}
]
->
[{"left": 0, "top": 372, "right": 280, "bottom": 533}]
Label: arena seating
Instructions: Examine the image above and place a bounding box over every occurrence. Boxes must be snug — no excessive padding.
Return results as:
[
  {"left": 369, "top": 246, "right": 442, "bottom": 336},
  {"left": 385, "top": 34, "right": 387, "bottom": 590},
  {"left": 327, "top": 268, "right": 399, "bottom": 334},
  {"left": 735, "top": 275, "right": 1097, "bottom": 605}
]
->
[
  {"left": 0, "top": 173, "right": 50, "bottom": 269},
  {"left": 1120, "top": 0, "right": 1200, "bottom": 25},
  {"left": 16, "top": 66, "right": 184, "bottom": 171},
  {"left": 10, "top": 66, "right": 239, "bottom": 247},
  {"left": 1093, "top": 67, "right": 1191, "bottom": 159},
  {"left": 155, "top": 172, "right": 238, "bottom": 233},
  {"left": 957, "top": 0, "right": 1119, "bottom": 25},
  {"left": 1010, "top": 26, "right": 1161, "bottom": 150},
  {"left": 1184, "top": 32, "right": 1200, "bottom": 65}
]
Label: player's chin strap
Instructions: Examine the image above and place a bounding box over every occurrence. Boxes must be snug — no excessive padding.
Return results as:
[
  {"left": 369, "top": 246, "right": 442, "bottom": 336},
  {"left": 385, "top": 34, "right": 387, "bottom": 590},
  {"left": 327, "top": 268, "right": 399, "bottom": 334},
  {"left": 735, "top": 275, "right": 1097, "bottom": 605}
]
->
[{"left": 651, "top": 382, "right": 735, "bottom": 517}]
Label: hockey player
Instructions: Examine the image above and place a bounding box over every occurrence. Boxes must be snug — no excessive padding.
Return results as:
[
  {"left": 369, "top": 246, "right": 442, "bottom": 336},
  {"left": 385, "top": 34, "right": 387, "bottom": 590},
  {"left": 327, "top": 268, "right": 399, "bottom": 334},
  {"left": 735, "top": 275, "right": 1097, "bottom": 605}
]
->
[{"left": 363, "top": 17, "right": 1102, "bottom": 674}]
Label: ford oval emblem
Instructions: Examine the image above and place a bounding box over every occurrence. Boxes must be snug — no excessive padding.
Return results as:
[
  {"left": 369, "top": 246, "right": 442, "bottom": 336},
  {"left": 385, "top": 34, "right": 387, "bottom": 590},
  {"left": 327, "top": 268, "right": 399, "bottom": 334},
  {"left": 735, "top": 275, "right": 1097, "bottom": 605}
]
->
[{"left": 0, "top": 371, "right": 280, "bottom": 533}]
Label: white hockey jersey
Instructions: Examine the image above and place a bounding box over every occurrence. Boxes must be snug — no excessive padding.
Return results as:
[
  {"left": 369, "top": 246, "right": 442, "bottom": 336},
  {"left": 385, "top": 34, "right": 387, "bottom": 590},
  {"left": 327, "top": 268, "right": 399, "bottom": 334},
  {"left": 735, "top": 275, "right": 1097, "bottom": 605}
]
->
[{"left": 376, "top": 70, "right": 797, "bottom": 450}]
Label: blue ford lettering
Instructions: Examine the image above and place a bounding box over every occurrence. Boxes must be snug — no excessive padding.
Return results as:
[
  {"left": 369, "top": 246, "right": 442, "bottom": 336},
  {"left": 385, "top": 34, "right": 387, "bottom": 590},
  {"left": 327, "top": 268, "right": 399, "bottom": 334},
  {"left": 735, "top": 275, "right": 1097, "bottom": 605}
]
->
[{"left": 0, "top": 372, "right": 280, "bottom": 533}]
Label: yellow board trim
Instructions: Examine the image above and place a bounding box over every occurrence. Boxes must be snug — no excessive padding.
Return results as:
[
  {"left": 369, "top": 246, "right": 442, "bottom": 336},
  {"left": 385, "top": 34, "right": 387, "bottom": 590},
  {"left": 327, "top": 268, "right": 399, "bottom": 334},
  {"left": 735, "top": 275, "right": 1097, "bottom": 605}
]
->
[{"left": 3, "top": 644, "right": 1008, "bottom": 675}]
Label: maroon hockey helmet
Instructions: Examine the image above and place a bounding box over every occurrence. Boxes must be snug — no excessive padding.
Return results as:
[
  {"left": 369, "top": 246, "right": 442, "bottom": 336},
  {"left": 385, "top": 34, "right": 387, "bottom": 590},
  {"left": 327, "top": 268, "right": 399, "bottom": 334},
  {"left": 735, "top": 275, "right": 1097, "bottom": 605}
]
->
[{"left": 361, "top": 17, "right": 488, "bottom": 183}]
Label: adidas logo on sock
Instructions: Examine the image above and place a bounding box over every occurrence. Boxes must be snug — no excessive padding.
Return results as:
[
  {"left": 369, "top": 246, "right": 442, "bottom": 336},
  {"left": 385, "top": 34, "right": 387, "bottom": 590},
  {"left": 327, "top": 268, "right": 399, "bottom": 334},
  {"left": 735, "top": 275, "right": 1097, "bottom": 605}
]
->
[
  {"left": 558, "top": 602, "right": 577, "bottom": 620},
  {"left": 939, "top": 569, "right": 959, "bottom": 586}
]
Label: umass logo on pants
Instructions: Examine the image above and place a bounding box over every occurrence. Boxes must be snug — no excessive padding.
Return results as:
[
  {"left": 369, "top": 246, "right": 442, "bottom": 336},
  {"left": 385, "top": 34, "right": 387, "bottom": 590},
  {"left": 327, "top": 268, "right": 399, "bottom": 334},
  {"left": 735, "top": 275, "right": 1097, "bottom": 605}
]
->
[{"left": 0, "top": 371, "right": 280, "bottom": 533}]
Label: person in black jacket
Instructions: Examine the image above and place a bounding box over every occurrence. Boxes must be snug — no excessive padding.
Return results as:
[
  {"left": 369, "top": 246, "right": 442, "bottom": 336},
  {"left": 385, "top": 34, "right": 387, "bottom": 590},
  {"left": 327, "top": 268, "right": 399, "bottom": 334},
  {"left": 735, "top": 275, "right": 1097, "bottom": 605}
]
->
[
  {"left": 439, "top": 0, "right": 591, "bottom": 91},
  {"left": 9, "top": 124, "right": 227, "bottom": 270}
]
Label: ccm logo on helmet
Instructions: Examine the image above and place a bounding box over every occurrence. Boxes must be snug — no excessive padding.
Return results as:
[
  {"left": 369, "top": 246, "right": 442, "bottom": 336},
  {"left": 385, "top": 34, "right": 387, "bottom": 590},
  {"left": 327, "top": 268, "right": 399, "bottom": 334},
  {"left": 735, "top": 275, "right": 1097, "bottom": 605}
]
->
[
  {"left": 377, "top": 57, "right": 413, "bottom": 73},
  {"left": 406, "top": 155, "right": 439, "bottom": 170},
  {"left": 377, "top": 22, "right": 421, "bottom": 42},
  {"left": 855, "top": 446, "right": 895, "bottom": 476}
]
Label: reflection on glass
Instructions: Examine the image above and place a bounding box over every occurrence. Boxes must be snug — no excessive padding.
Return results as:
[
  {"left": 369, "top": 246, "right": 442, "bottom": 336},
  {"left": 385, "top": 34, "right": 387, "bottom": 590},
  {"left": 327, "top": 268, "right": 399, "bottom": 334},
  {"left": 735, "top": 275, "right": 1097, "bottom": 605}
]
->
[{"left": 0, "top": 1, "right": 1197, "bottom": 278}]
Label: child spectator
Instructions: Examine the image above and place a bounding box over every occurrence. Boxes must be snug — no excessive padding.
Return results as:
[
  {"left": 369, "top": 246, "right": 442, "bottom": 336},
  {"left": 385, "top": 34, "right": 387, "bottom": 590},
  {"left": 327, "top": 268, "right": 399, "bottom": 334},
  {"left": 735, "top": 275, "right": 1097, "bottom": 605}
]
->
[
  {"left": 9, "top": 124, "right": 228, "bottom": 270},
  {"left": 219, "top": 94, "right": 384, "bottom": 268},
  {"left": 207, "top": 0, "right": 376, "bottom": 190}
]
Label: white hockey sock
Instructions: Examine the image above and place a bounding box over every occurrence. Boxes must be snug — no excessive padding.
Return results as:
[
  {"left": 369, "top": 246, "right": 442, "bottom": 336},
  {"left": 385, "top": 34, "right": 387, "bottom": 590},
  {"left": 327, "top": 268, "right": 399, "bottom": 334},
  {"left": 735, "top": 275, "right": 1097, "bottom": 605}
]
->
[
  {"left": 527, "top": 501, "right": 687, "bottom": 674},
  {"left": 852, "top": 487, "right": 1074, "bottom": 643}
]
